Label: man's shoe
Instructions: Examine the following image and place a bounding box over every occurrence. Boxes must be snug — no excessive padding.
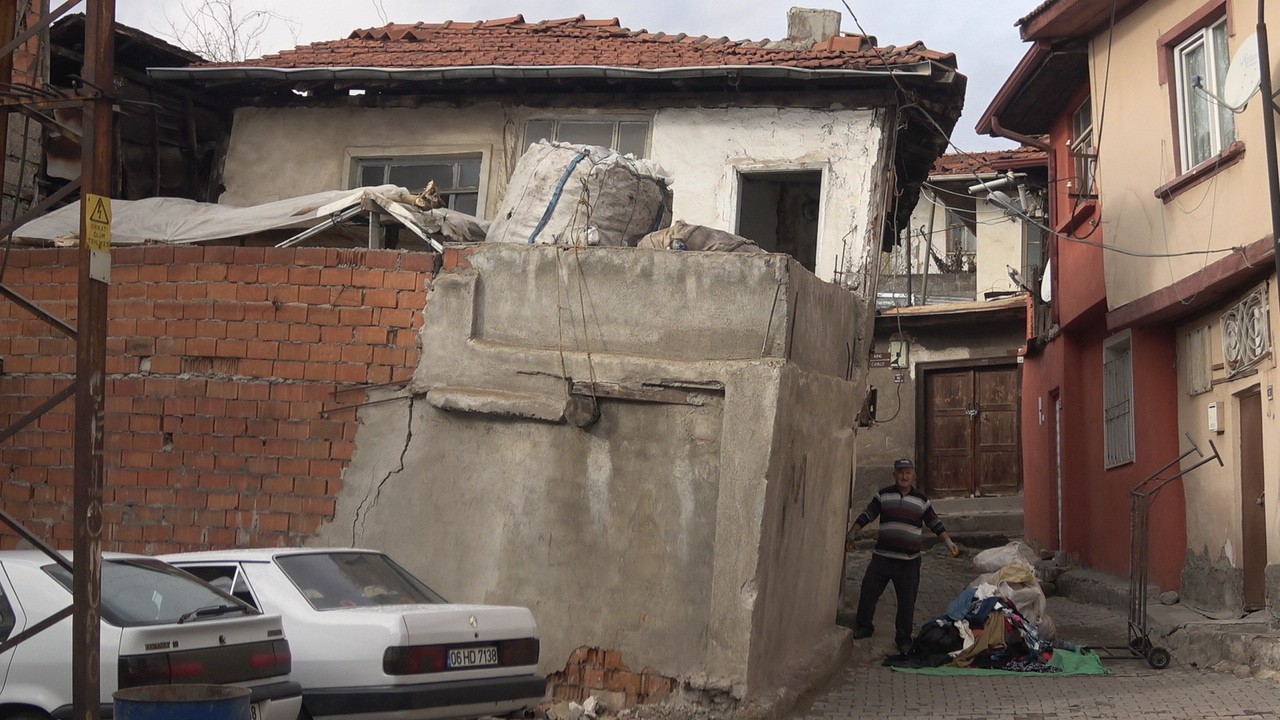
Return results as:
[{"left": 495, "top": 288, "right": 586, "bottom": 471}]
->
[
  {"left": 896, "top": 639, "right": 913, "bottom": 655},
  {"left": 851, "top": 626, "right": 873, "bottom": 640}
]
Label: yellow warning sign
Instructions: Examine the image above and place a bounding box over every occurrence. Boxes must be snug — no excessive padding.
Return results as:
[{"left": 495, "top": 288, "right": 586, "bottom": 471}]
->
[{"left": 85, "top": 194, "right": 111, "bottom": 251}]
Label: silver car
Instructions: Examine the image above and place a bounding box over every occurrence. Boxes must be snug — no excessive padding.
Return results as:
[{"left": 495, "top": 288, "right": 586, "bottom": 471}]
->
[
  {"left": 161, "top": 548, "right": 545, "bottom": 720},
  {"left": 0, "top": 550, "right": 303, "bottom": 720}
]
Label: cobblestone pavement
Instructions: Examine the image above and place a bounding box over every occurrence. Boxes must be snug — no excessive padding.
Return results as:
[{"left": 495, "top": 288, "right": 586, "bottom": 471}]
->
[{"left": 791, "top": 546, "right": 1280, "bottom": 719}]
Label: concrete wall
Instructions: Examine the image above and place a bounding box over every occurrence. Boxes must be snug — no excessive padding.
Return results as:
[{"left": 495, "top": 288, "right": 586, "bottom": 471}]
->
[
  {"left": 219, "top": 100, "right": 892, "bottom": 288},
  {"left": 311, "top": 244, "right": 867, "bottom": 708}
]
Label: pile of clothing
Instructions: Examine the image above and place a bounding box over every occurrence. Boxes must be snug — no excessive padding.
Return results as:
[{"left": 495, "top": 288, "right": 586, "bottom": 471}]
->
[{"left": 886, "top": 542, "right": 1068, "bottom": 673}]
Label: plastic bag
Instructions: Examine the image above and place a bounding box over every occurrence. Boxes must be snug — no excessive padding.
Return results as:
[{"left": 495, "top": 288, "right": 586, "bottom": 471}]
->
[{"left": 973, "top": 541, "right": 1038, "bottom": 573}]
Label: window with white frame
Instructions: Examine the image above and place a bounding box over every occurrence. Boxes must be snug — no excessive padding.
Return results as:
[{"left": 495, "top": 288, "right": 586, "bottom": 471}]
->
[
  {"left": 1103, "top": 332, "right": 1135, "bottom": 468},
  {"left": 525, "top": 118, "right": 650, "bottom": 157},
  {"left": 351, "top": 154, "right": 482, "bottom": 216},
  {"left": 1181, "top": 325, "right": 1213, "bottom": 395},
  {"left": 1070, "top": 97, "right": 1096, "bottom": 197},
  {"left": 1173, "top": 17, "right": 1235, "bottom": 169}
]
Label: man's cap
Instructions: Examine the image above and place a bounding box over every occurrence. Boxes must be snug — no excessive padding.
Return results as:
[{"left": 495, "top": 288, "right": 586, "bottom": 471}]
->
[{"left": 893, "top": 458, "right": 915, "bottom": 470}]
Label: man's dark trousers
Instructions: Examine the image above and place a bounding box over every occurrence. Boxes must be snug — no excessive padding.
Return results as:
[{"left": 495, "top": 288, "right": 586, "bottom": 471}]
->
[{"left": 854, "top": 554, "right": 921, "bottom": 644}]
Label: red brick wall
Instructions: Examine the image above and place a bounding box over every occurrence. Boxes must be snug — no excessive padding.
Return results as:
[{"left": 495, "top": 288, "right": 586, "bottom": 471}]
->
[{"left": 0, "top": 245, "right": 433, "bottom": 552}]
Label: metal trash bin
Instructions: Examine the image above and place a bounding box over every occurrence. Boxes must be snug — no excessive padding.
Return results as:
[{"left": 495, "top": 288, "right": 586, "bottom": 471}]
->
[{"left": 114, "top": 684, "right": 251, "bottom": 720}]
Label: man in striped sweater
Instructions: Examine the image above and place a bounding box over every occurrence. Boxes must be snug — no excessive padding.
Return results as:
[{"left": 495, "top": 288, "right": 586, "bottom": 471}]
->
[{"left": 846, "top": 458, "right": 958, "bottom": 655}]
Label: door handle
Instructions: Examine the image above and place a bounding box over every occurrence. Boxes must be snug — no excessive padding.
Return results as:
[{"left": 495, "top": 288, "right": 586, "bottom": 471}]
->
[
  {"left": 965, "top": 406, "right": 978, "bottom": 417},
  {"left": 1257, "top": 492, "right": 1266, "bottom": 507}
]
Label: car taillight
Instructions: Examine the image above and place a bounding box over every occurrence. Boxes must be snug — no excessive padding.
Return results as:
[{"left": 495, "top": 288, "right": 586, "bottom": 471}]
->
[
  {"left": 384, "top": 645, "right": 447, "bottom": 675},
  {"left": 119, "top": 655, "right": 173, "bottom": 687},
  {"left": 498, "top": 638, "right": 539, "bottom": 666},
  {"left": 251, "top": 640, "right": 292, "bottom": 676}
]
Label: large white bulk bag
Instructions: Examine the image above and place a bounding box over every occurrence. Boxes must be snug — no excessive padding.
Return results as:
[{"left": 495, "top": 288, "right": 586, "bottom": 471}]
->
[{"left": 487, "top": 141, "right": 672, "bottom": 247}]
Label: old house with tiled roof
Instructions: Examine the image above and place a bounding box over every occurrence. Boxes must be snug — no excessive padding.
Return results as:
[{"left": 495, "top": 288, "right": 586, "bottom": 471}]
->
[{"left": 152, "top": 9, "right": 964, "bottom": 286}]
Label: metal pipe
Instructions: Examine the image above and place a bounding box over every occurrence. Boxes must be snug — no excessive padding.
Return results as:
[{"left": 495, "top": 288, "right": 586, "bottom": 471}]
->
[{"left": 1258, "top": 2, "right": 1280, "bottom": 290}]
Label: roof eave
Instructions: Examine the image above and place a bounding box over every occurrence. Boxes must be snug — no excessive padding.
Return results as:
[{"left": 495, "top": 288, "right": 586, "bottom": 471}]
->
[
  {"left": 1017, "top": 0, "right": 1149, "bottom": 41},
  {"left": 147, "top": 62, "right": 938, "bottom": 84}
]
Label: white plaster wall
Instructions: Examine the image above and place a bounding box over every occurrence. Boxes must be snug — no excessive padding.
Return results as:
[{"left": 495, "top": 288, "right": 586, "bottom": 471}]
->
[
  {"left": 221, "top": 104, "right": 894, "bottom": 287},
  {"left": 974, "top": 204, "right": 1023, "bottom": 298},
  {"left": 649, "top": 106, "right": 889, "bottom": 286},
  {"left": 220, "top": 105, "right": 509, "bottom": 209}
]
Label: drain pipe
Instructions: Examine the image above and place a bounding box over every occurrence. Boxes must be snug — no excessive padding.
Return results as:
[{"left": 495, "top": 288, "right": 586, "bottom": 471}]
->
[{"left": 1256, "top": 1, "right": 1280, "bottom": 286}]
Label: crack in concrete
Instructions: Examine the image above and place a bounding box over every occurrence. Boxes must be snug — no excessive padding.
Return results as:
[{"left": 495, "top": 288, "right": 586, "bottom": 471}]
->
[{"left": 351, "top": 395, "right": 414, "bottom": 546}]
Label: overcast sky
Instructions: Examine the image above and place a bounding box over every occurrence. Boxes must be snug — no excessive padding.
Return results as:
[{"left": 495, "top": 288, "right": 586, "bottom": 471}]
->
[{"left": 112, "top": 1, "right": 1043, "bottom": 153}]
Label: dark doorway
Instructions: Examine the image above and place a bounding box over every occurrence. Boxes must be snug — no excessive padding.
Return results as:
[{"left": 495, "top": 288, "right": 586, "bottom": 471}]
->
[
  {"left": 1240, "top": 388, "right": 1266, "bottom": 611},
  {"left": 736, "top": 171, "right": 821, "bottom": 272}
]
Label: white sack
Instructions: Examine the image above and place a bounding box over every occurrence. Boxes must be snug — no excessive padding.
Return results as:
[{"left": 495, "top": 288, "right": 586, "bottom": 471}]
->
[{"left": 487, "top": 141, "right": 672, "bottom": 247}]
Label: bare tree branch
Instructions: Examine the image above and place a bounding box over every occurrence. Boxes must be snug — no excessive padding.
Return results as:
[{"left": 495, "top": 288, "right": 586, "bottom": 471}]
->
[{"left": 161, "top": 0, "right": 300, "bottom": 62}]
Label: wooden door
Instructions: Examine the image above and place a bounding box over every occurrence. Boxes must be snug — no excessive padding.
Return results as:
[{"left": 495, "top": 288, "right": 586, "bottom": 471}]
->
[
  {"left": 1241, "top": 389, "right": 1266, "bottom": 611},
  {"left": 922, "top": 364, "right": 1022, "bottom": 497}
]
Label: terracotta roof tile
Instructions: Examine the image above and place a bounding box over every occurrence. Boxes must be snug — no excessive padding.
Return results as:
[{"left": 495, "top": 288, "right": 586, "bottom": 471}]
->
[
  {"left": 931, "top": 146, "right": 1047, "bottom": 176},
  {"left": 200, "top": 16, "right": 956, "bottom": 71}
]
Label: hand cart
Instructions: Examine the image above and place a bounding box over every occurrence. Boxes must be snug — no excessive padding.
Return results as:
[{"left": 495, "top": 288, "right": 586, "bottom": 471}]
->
[{"left": 1092, "top": 434, "right": 1221, "bottom": 669}]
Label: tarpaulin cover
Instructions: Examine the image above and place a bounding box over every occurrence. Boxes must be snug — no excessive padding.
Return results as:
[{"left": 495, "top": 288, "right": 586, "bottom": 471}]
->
[{"left": 13, "top": 186, "right": 406, "bottom": 245}]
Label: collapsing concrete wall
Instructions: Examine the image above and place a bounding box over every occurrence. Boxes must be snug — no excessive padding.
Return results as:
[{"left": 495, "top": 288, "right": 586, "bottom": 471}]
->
[{"left": 313, "top": 243, "right": 872, "bottom": 712}]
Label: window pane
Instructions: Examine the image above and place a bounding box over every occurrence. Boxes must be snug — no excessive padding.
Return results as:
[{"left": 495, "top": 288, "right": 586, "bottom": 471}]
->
[
  {"left": 390, "top": 163, "right": 454, "bottom": 192},
  {"left": 1181, "top": 41, "right": 1211, "bottom": 166},
  {"left": 359, "top": 164, "right": 386, "bottom": 187},
  {"left": 276, "top": 552, "right": 446, "bottom": 611},
  {"left": 557, "top": 121, "right": 615, "bottom": 149},
  {"left": 451, "top": 192, "right": 479, "bottom": 216},
  {"left": 1212, "top": 22, "right": 1235, "bottom": 150},
  {"left": 616, "top": 121, "right": 649, "bottom": 157},
  {"left": 526, "top": 120, "right": 556, "bottom": 147},
  {"left": 457, "top": 158, "right": 481, "bottom": 188}
]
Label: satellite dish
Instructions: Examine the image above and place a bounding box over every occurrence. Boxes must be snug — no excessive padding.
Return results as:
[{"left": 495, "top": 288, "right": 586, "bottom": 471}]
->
[
  {"left": 1223, "top": 32, "right": 1262, "bottom": 110},
  {"left": 1040, "top": 258, "right": 1052, "bottom": 303}
]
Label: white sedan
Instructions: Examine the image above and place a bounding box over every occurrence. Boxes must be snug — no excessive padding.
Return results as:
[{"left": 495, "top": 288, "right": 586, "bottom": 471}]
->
[
  {"left": 160, "top": 548, "right": 545, "bottom": 720},
  {"left": 0, "top": 550, "right": 303, "bottom": 720}
]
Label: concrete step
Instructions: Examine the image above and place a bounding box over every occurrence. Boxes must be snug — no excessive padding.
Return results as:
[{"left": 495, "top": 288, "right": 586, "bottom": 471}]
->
[{"left": 931, "top": 494, "right": 1024, "bottom": 540}]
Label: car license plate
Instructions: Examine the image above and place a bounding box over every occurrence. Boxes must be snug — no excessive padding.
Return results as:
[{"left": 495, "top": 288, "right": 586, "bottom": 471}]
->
[
  {"left": 250, "top": 703, "right": 263, "bottom": 720},
  {"left": 448, "top": 646, "right": 498, "bottom": 668}
]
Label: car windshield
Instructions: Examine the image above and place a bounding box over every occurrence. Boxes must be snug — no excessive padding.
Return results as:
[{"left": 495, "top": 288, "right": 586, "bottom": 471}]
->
[
  {"left": 276, "top": 552, "right": 447, "bottom": 610},
  {"left": 45, "top": 558, "right": 256, "bottom": 627}
]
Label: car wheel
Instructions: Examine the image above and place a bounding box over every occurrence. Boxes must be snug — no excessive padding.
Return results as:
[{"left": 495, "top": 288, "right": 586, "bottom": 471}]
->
[{"left": 297, "top": 706, "right": 313, "bottom": 720}]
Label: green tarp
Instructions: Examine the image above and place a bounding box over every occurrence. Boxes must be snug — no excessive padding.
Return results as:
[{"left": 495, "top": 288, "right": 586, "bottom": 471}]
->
[{"left": 889, "top": 648, "right": 1111, "bottom": 676}]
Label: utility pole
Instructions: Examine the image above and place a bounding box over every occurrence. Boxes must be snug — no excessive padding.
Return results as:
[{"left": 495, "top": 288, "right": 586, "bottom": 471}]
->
[
  {"left": 1258, "top": 0, "right": 1280, "bottom": 286},
  {"left": 73, "top": 2, "right": 114, "bottom": 720}
]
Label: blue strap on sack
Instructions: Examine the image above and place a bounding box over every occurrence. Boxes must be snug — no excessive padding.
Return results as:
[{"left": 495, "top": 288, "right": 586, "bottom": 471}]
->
[{"left": 528, "top": 148, "right": 590, "bottom": 244}]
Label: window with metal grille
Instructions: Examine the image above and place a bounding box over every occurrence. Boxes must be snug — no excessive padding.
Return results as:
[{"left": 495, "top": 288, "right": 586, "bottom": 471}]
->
[
  {"left": 1070, "top": 97, "right": 1097, "bottom": 198},
  {"left": 351, "top": 154, "right": 482, "bottom": 216},
  {"left": 1222, "top": 287, "right": 1271, "bottom": 377},
  {"left": 1173, "top": 17, "right": 1234, "bottom": 169},
  {"left": 1181, "top": 325, "right": 1212, "bottom": 395},
  {"left": 525, "top": 118, "right": 650, "bottom": 157},
  {"left": 1103, "top": 332, "right": 1134, "bottom": 468}
]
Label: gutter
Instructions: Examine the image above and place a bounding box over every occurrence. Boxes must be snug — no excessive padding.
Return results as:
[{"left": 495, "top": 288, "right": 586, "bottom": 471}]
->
[{"left": 146, "top": 62, "right": 937, "bottom": 83}]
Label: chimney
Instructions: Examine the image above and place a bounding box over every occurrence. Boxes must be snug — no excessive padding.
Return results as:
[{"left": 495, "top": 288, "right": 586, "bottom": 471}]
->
[{"left": 787, "top": 7, "right": 842, "bottom": 46}]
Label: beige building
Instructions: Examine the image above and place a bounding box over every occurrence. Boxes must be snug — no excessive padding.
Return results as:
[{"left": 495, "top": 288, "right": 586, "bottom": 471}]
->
[{"left": 1018, "top": 0, "right": 1279, "bottom": 614}]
